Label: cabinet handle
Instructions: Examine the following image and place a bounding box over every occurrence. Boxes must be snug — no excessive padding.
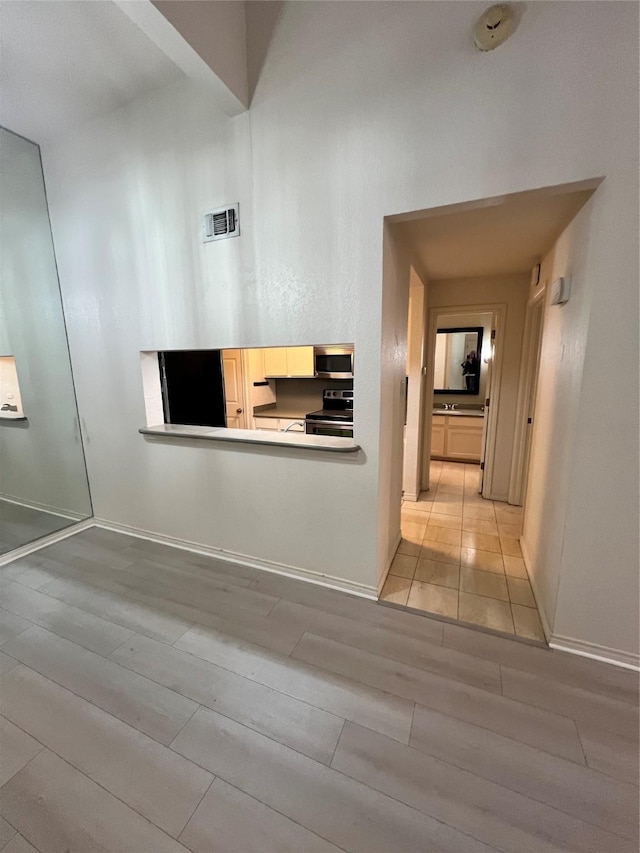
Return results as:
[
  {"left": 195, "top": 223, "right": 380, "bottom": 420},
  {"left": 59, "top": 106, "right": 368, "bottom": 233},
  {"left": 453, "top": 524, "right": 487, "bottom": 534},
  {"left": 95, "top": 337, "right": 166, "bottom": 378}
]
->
[{"left": 236, "top": 408, "right": 243, "bottom": 414}]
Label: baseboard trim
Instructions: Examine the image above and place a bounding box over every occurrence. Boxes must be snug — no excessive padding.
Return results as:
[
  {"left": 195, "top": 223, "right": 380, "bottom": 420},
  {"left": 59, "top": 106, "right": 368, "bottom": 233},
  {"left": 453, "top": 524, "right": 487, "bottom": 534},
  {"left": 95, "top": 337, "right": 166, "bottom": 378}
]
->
[
  {"left": 520, "top": 537, "right": 638, "bottom": 671},
  {"left": 0, "top": 493, "right": 84, "bottom": 521},
  {"left": 378, "top": 530, "right": 402, "bottom": 595},
  {"left": 549, "top": 635, "right": 640, "bottom": 672},
  {"left": 94, "top": 518, "right": 378, "bottom": 600},
  {"left": 403, "top": 492, "right": 419, "bottom": 502},
  {"left": 0, "top": 518, "right": 94, "bottom": 566}
]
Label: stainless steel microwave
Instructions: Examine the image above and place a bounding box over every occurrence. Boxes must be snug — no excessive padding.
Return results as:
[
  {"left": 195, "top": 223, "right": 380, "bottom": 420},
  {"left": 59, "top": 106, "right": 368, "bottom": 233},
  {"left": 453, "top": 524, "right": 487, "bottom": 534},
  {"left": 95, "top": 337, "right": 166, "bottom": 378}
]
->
[{"left": 313, "top": 346, "right": 354, "bottom": 379}]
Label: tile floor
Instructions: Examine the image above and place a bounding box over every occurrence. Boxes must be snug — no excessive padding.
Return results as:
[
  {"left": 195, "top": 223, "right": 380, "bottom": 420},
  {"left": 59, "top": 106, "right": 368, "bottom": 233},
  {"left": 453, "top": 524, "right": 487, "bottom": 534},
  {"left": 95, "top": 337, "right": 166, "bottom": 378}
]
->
[{"left": 382, "top": 461, "right": 545, "bottom": 642}]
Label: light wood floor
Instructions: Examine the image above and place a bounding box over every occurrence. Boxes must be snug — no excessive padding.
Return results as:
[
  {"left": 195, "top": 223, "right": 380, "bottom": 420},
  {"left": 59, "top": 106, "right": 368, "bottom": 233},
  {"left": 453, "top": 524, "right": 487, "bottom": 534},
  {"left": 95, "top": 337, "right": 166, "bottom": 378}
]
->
[{"left": 0, "top": 528, "right": 637, "bottom": 853}]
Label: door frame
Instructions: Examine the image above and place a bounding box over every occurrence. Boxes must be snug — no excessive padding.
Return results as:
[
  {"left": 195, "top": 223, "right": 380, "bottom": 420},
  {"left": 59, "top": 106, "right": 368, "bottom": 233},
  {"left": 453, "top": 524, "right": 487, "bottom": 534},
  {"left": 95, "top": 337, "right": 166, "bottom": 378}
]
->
[
  {"left": 421, "top": 302, "right": 506, "bottom": 498},
  {"left": 509, "top": 287, "right": 546, "bottom": 505},
  {"left": 402, "top": 270, "right": 427, "bottom": 500}
]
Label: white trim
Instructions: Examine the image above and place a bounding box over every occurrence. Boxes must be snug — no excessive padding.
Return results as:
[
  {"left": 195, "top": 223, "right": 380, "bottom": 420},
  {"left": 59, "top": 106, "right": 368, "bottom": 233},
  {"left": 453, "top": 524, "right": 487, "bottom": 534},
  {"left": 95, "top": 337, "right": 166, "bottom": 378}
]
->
[
  {"left": 0, "top": 518, "right": 94, "bottom": 566},
  {"left": 0, "top": 493, "right": 84, "bottom": 521},
  {"left": 549, "top": 636, "right": 640, "bottom": 672},
  {"left": 509, "top": 287, "right": 546, "bottom": 505},
  {"left": 521, "top": 536, "right": 638, "bottom": 671},
  {"left": 94, "top": 518, "right": 378, "bottom": 600},
  {"left": 403, "top": 492, "right": 419, "bottom": 502},
  {"left": 478, "top": 307, "right": 506, "bottom": 499},
  {"left": 422, "top": 304, "right": 505, "bottom": 496},
  {"left": 378, "top": 530, "right": 402, "bottom": 595}
]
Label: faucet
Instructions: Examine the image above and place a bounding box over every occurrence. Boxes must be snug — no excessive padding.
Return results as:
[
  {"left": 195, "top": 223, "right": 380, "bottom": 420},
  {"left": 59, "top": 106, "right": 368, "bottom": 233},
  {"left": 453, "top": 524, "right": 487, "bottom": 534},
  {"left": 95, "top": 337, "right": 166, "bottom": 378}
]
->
[{"left": 283, "top": 420, "right": 305, "bottom": 432}]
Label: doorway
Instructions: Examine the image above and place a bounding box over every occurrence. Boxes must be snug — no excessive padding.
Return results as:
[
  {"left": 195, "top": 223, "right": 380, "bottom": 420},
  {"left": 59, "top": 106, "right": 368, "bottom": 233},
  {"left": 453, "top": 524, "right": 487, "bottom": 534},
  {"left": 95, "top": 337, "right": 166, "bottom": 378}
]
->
[{"left": 381, "top": 180, "right": 601, "bottom": 642}]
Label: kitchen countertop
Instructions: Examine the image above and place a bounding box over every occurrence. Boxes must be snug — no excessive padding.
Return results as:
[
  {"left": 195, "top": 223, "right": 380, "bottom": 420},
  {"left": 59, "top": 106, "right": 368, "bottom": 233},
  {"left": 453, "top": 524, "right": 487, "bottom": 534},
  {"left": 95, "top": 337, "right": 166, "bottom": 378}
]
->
[
  {"left": 432, "top": 409, "right": 484, "bottom": 418},
  {"left": 253, "top": 406, "right": 309, "bottom": 420},
  {"left": 140, "top": 424, "right": 360, "bottom": 453}
]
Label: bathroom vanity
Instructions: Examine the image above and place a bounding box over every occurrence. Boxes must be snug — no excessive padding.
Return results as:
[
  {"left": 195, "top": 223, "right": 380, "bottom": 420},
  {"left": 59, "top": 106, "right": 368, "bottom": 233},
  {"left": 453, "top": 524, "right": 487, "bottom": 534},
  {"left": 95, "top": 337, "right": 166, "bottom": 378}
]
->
[{"left": 431, "top": 409, "right": 484, "bottom": 462}]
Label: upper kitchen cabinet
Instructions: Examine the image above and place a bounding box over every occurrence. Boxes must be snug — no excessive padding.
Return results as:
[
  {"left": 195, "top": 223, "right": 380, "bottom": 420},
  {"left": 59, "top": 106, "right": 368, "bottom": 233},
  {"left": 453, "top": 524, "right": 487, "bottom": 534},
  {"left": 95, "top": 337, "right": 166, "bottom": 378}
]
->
[{"left": 263, "top": 346, "right": 314, "bottom": 378}]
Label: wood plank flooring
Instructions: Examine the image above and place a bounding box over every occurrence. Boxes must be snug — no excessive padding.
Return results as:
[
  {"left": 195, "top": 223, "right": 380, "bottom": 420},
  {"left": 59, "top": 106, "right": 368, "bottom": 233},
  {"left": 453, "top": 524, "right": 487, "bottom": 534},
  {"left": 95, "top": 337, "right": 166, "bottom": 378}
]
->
[
  {"left": 0, "top": 528, "right": 638, "bottom": 853},
  {"left": 0, "top": 501, "right": 82, "bottom": 556}
]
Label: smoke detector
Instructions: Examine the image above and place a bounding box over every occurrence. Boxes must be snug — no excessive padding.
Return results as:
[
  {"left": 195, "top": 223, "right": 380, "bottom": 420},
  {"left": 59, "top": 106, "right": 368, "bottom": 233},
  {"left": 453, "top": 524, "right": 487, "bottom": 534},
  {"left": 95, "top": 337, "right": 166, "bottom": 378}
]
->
[{"left": 473, "top": 4, "right": 517, "bottom": 51}]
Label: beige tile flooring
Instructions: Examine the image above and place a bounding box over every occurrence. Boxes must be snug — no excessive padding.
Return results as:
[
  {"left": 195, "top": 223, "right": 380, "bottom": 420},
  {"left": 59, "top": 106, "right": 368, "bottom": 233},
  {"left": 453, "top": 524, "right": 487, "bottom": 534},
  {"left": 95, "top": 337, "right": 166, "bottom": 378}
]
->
[{"left": 382, "top": 461, "right": 546, "bottom": 642}]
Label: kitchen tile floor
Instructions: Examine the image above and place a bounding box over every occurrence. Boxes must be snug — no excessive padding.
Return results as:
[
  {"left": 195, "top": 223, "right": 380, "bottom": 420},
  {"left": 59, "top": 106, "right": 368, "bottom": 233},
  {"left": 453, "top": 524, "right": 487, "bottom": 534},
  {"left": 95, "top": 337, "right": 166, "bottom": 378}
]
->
[{"left": 383, "top": 461, "right": 546, "bottom": 642}]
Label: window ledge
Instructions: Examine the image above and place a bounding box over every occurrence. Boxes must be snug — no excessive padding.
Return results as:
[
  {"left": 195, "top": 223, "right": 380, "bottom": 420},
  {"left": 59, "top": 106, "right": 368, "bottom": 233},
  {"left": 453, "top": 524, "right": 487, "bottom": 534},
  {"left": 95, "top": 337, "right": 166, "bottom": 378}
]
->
[
  {"left": 0, "top": 413, "right": 27, "bottom": 421},
  {"left": 139, "top": 424, "right": 360, "bottom": 453}
]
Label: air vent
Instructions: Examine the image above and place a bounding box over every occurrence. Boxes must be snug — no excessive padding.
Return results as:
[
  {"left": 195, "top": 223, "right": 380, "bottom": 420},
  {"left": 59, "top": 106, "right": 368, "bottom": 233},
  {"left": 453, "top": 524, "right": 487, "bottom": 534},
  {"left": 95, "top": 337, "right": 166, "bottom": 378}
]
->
[{"left": 203, "top": 204, "right": 240, "bottom": 243}]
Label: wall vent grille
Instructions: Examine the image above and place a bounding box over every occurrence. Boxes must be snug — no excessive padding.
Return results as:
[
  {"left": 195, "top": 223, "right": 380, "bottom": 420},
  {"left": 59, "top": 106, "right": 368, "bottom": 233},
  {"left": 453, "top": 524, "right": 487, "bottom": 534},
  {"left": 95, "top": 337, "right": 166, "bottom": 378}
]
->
[{"left": 203, "top": 204, "right": 240, "bottom": 242}]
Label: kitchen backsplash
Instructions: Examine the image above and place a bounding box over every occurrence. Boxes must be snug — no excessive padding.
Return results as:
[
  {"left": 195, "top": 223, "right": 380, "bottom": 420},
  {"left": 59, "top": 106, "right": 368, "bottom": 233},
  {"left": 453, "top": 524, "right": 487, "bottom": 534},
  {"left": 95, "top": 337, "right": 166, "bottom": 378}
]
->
[{"left": 273, "top": 378, "right": 353, "bottom": 413}]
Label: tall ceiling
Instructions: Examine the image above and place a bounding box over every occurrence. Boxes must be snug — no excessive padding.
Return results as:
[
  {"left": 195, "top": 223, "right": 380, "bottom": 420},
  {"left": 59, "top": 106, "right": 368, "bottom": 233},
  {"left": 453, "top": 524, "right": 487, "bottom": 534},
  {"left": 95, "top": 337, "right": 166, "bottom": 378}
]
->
[
  {"left": 0, "top": 0, "right": 185, "bottom": 144},
  {"left": 0, "top": 0, "right": 283, "bottom": 145},
  {"left": 392, "top": 185, "right": 598, "bottom": 280}
]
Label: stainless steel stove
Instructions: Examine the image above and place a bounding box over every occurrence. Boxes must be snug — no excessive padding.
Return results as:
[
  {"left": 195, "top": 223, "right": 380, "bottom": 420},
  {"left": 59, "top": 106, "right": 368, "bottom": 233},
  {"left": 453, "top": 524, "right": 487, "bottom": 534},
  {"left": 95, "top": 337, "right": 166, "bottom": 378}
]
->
[{"left": 305, "top": 389, "right": 353, "bottom": 438}]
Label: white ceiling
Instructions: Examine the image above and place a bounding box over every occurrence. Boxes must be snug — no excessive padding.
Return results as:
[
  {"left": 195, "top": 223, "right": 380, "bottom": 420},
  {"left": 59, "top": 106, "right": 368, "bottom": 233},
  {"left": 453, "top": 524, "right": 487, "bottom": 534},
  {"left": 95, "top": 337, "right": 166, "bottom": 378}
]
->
[
  {"left": 393, "top": 185, "right": 598, "bottom": 280},
  {"left": 0, "top": 0, "right": 185, "bottom": 144}
]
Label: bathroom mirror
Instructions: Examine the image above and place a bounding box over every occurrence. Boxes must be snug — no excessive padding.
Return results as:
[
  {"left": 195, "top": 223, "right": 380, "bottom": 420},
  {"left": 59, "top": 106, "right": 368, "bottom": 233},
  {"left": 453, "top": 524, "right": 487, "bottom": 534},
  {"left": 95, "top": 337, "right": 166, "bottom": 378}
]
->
[
  {"left": 433, "top": 326, "right": 483, "bottom": 395},
  {"left": 0, "top": 127, "right": 92, "bottom": 554}
]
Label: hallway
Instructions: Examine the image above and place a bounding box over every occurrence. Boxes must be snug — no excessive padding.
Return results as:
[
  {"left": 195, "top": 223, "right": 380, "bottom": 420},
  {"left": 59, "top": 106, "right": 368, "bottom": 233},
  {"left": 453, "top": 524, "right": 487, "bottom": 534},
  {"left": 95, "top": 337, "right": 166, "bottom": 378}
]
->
[{"left": 383, "top": 462, "right": 544, "bottom": 641}]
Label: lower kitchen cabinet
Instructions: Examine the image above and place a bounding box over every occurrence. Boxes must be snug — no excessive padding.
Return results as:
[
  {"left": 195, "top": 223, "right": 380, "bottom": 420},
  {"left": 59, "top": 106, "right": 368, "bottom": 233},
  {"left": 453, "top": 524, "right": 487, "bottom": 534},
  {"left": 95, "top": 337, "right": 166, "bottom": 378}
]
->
[
  {"left": 431, "top": 415, "right": 484, "bottom": 462},
  {"left": 254, "top": 417, "right": 305, "bottom": 433}
]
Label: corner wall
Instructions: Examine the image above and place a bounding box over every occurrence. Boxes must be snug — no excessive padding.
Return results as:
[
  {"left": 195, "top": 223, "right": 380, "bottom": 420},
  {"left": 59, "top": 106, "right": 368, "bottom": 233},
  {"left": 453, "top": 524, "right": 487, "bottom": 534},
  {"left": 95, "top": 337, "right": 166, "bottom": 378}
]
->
[{"left": 523, "top": 190, "right": 639, "bottom": 665}]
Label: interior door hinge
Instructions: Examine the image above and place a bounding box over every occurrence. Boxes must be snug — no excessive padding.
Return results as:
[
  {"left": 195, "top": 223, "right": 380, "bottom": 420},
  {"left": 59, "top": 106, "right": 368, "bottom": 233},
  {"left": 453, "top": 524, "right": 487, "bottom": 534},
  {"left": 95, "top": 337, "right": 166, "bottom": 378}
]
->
[
  {"left": 527, "top": 417, "right": 532, "bottom": 424},
  {"left": 491, "top": 329, "right": 496, "bottom": 340},
  {"left": 485, "top": 398, "right": 490, "bottom": 408},
  {"left": 480, "top": 462, "right": 485, "bottom": 470}
]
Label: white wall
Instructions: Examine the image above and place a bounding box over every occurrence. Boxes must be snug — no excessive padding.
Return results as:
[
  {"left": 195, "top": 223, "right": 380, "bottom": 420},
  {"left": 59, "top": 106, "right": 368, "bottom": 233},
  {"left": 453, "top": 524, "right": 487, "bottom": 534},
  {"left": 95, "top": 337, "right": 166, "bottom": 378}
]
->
[
  {"left": 428, "top": 278, "right": 529, "bottom": 499},
  {"left": 523, "top": 193, "right": 639, "bottom": 663},
  {"left": 45, "top": 2, "right": 638, "bottom": 660},
  {"left": 44, "top": 78, "right": 379, "bottom": 595},
  {"left": 0, "top": 129, "right": 91, "bottom": 516}
]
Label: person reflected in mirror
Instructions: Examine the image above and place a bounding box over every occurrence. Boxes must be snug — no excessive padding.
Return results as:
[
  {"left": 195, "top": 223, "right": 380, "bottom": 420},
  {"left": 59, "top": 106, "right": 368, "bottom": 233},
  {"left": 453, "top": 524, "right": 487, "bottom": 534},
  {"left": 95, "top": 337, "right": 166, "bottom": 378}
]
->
[{"left": 461, "top": 350, "right": 480, "bottom": 393}]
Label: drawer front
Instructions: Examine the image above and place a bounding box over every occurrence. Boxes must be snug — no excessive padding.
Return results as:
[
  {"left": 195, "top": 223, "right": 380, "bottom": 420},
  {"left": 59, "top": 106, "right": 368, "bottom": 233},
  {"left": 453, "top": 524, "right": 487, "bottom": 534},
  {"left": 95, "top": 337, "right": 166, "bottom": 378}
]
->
[
  {"left": 254, "top": 417, "right": 280, "bottom": 430},
  {"left": 449, "top": 415, "right": 483, "bottom": 427}
]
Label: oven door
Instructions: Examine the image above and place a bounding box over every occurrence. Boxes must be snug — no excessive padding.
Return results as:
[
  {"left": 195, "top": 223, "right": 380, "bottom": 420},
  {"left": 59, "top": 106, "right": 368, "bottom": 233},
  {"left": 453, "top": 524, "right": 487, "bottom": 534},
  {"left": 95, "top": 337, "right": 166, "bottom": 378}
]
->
[{"left": 305, "top": 418, "right": 354, "bottom": 438}]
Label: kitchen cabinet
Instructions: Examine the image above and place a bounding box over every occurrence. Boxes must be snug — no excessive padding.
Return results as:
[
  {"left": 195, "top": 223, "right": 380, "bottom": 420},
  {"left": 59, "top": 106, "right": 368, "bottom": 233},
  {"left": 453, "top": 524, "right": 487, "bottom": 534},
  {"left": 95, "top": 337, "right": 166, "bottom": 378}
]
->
[
  {"left": 263, "top": 346, "right": 314, "bottom": 378},
  {"left": 262, "top": 348, "right": 288, "bottom": 378},
  {"left": 285, "top": 346, "right": 314, "bottom": 377},
  {"left": 431, "top": 414, "right": 483, "bottom": 462},
  {"left": 254, "top": 416, "right": 305, "bottom": 433}
]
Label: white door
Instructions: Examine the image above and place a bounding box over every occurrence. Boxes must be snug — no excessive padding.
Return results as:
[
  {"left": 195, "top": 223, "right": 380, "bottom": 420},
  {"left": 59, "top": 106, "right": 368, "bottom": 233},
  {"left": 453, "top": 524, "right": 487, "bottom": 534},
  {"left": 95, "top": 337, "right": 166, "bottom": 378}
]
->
[{"left": 222, "top": 349, "right": 246, "bottom": 429}]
